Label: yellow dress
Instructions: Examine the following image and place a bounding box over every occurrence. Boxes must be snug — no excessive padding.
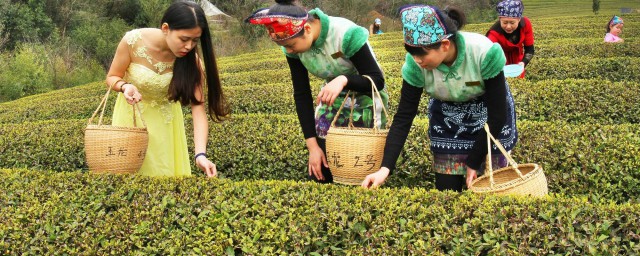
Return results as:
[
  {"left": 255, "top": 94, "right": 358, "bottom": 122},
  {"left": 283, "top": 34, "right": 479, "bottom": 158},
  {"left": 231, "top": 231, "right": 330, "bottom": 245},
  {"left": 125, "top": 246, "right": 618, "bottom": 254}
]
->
[{"left": 111, "top": 29, "right": 191, "bottom": 177}]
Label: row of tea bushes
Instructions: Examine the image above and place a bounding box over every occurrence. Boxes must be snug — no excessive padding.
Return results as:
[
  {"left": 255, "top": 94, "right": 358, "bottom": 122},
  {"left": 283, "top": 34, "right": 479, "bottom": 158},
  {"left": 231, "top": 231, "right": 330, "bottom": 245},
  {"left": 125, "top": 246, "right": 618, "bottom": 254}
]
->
[
  {"left": 370, "top": 16, "right": 639, "bottom": 40},
  {"left": 218, "top": 39, "right": 640, "bottom": 75},
  {"left": 225, "top": 77, "right": 640, "bottom": 124},
  {"left": 371, "top": 39, "right": 640, "bottom": 62},
  {"left": 2, "top": 79, "right": 638, "bottom": 125},
  {"left": 0, "top": 82, "right": 116, "bottom": 124},
  {"left": 378, "top": 56, "right": 640, "bottom": 82},
  {"left": 2, "top": 115, "right": 639, "bottom": 203},
  {"left": 1, "top": 169, "right": 638, "bottom": 255},
  {"left": 219, "top": 56, "right": 640, "bottom": 86}
]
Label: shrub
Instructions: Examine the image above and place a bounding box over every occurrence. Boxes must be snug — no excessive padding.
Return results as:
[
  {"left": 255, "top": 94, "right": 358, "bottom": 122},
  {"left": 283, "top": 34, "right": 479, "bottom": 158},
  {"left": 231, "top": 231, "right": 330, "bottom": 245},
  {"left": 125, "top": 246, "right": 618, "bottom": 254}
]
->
[
  {"left": 0, "top": 82, "right": 114, "bottom": 124},
  {"left": 0, "top": 169, "right": 639, "bottom": 254},
  {"left": 370, "top": 39, "right": 640, "bottom": 60},
  {"left": 2, "top": 79, "right": 639, "bottom": 126},
  {"left": 0, "top": 44, "right": 52, "bottom": 102},
  {"left": 1, "top": 115, "right": 639, "bottom": 203}
]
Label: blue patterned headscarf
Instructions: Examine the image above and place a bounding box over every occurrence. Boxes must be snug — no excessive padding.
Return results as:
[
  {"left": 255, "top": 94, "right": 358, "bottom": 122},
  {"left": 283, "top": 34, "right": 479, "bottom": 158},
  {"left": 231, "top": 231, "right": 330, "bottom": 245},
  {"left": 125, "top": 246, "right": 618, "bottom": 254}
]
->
[
  {"left": 496, "top": 0, "right": 524, "bottom": 18},
  {"left": 609, "top": 15, "right": 624, "bottom": 26},
  {"left": 401, "top": 5, "right": 452, "bottom": 47}
]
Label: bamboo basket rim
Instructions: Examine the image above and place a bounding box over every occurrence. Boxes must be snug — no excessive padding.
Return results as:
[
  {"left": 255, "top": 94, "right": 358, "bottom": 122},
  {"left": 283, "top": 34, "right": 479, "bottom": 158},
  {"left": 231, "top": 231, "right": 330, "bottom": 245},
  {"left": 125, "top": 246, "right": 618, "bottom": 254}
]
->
[
  {"left": 468, "top": 124, "right": 547, "bottom": 196},
  {"left": 328, "top": 127, "right": 389, "bottom": 136},
  {"left": 469, "top": 163, "right": 543, "bottom": 193},
  {"left": 85, "top": 124, "right": 147, "bottom": 132}
]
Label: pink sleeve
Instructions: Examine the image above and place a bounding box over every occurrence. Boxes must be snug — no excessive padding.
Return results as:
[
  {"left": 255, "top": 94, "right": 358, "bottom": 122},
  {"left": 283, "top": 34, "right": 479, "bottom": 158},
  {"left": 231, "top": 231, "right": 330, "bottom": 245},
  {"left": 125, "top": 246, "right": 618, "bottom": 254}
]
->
[{"left": 604, "top": 33, "right": 620, "bottom": 42}]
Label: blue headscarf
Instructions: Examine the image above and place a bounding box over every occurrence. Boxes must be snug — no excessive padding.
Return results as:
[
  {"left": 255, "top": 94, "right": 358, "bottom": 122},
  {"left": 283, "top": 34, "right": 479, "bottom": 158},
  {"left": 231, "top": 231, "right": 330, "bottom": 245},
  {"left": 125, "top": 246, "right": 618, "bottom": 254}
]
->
[{"left": 496, "top": 0, "right": 524, "bottom": 18}]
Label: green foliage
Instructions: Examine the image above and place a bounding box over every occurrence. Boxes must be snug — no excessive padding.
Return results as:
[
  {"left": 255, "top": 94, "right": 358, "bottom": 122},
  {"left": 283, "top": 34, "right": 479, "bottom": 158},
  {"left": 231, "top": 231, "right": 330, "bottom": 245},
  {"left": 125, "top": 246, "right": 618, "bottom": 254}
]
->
[
  {"left": 1, "top": 115, "right": 639, "bottom": 203},
  {"left": 0, "top": 44, "right": 52, "bottom": 102},
  {"left": 0, "top": 0, "right": 55, "bottom": 50},
  {"left": 1, "top": 6, "right": 640, "bottom": 253},
  {"left": 371, "top": 37, "right": 640, "bottom": 59},
  {"left": 138, "top": 0, "right": 172, "bottom": 28},
  {"left": 525, "top": 57, "right": 640, "bottom": 81},
  {"left": 0, "top": 169, "right": 639, "bottom": 254},
  {"left": 0, "top": 42, "right": 105, "bottom": 103},
  {"left": 0, "top": 82, "right": 114, "bottom": 124},
  {"left": 4, "top": 78, "right": 638, "bottom": 126},
  {"left": 70, "top": 16, "right": 132, "bottom": 69}
]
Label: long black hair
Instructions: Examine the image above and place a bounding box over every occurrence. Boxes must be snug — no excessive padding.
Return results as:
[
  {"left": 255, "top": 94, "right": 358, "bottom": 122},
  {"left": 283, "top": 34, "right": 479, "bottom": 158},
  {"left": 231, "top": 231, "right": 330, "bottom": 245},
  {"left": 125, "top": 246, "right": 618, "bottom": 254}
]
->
[
  {"left": 268, "top": 0, "right": 315, "bottom": 39},
  {"left": 162, "top": 1, "right": 229, "bottom": 122},
  {"left": 404, "top": 6, "right": 466, "bottom": 55}
]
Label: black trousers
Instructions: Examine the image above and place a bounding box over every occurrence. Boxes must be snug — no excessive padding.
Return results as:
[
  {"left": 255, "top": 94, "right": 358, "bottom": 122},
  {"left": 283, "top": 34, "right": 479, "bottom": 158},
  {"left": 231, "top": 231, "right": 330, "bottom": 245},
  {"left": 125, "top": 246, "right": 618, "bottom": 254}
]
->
[
  {"left": 434, "top": 160, "right": 490, "bottom": 192},
  {"left": 308, "top": 138, "right": 334, "bottom": 183},
  {"left": 435, "top": 173, "right": 465, "bottom": 192}
]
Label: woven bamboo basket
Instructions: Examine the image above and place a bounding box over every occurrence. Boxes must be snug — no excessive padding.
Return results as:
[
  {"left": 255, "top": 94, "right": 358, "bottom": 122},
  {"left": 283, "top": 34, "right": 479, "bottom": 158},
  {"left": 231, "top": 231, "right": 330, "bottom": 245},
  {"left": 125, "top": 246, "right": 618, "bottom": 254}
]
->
[
  {"left": 469, "top": 124, "right": 548, "bottom": 197},
  {"left": 325, "top": 76, "right": 389, "bottom": 185},
  {"left": 84, "top": 86, "right": 148, "bottom": 174}
]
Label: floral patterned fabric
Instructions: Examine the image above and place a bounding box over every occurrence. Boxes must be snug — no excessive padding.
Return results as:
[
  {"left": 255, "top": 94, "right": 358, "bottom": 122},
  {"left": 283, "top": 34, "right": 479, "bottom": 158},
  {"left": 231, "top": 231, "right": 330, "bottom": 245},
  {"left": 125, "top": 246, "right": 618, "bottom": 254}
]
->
[
  {"left": 433, "top": 153, "right": 509, "bottom": 175},
  {"left": 496, "top": 0, "right": 524, "bottom": 18},
  {"left": 400, "top": 5, "right": 452, "bottom": 47}
]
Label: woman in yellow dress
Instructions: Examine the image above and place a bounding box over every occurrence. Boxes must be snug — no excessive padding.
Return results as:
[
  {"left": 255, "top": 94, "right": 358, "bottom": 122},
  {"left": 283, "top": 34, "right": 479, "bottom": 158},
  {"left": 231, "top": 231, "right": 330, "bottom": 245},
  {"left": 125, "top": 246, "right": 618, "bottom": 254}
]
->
[{"left": 105, "top": 1, "right": 229, "bottom": 177}]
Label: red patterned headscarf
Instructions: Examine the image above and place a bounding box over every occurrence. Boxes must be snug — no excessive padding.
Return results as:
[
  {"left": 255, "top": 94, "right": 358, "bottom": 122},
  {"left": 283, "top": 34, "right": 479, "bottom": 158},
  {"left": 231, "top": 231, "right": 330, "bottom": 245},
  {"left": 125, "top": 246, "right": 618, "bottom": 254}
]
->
[{"left": 246, "top": 8, "right": 308, "bottom": 41}]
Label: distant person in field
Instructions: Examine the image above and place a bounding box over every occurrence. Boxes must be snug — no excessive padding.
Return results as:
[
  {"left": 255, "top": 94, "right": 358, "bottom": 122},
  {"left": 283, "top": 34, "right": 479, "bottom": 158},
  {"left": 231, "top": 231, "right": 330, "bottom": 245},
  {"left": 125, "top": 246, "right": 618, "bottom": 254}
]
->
[
  {"left": 362, "top": 5, "right": 517, "bottom": 191},
  {"left": 369, "top": 18, "right": 384, "bottom": 35},
  {"left": 246, "top": 0, "right": 388, "bottom": 184},
  {"left": 604, "top": 15, "right": 624, "bottom": 43},
  {"left": 486, "top": 0, "right": 534, "bottom": 78},
  {"left": 105, "top": 1, "right": 229, "bottom": 177}
]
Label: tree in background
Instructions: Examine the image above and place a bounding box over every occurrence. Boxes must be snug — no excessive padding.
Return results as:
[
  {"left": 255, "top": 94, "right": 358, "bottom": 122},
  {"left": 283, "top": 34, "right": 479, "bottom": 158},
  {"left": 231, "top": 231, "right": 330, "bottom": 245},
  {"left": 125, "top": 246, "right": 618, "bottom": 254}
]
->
[
  {"left": 592, "top": 0, "right": 601, "bottom": 15},
  {"left": 0, "top": 0, "right": 55, "bottom": 51}
]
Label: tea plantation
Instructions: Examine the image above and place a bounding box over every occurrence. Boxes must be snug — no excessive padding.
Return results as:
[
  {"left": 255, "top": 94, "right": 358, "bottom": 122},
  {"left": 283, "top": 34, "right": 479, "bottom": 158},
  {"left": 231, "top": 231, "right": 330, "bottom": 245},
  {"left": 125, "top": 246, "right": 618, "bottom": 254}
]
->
[{"left": 1, "top": 10, "right": 639, "bottom": 255}]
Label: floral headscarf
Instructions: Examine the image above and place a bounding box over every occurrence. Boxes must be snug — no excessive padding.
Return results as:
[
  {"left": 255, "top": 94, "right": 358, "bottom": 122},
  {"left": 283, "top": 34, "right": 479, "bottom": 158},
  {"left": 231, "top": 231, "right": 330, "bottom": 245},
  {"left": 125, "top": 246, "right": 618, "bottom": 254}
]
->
[
  {"left": 496, "top": 0, "right": 524, "bottom": 18},
  {"left": 400, "top": 5, "right": 452, "bottom": 47},
  {"left": 609, "top": 15, "right": 624, "bottom": 27}
]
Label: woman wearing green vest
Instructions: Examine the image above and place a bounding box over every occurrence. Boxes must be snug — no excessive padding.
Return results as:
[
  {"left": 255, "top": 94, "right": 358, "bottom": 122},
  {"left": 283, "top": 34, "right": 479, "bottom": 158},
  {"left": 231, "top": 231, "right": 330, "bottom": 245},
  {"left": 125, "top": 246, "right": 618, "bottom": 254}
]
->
[
  {"left": 362, "top": 5, "right": 518, "bottom": 191},
  {"left": 246, "top": 0, "right": 388, "bottom": 183}
]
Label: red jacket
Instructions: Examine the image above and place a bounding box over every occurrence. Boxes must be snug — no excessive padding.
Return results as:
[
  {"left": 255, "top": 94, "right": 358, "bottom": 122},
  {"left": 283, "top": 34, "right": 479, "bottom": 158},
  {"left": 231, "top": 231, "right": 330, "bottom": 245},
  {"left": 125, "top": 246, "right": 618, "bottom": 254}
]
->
[{"left": 486, "top": 17, "right": 534, "bottom": 66}]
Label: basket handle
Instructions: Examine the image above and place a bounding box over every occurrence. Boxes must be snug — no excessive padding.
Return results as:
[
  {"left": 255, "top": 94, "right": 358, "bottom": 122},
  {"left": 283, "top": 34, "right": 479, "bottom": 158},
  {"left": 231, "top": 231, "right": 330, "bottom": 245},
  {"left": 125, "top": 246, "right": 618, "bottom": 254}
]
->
[
  {"left": 329, "top": 76, "right": 389, "bottom": 130},
  {"left": 330, "top": 90, "right": 354, "bottom": 128},
  {"left": 362, "top": 75, "right": 390, "bottom": 130},
  {"left": 132, "top": 103, "right": 146, "bottom": 128},
  {"left": 88, "top": 85, "right": 112, "bottom": 126},
  {"left": 88, "top": 85, "right": 146, "bottom": 128},
  {"left": 483, "top": 123, "right": 524, "bottom": 188}
]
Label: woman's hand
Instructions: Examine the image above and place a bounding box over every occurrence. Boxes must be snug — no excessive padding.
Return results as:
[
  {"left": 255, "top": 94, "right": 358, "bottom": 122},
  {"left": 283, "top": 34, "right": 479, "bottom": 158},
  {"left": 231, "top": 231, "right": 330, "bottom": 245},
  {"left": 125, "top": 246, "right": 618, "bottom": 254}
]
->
[
  {"left": 196, "top": 156, "right": 217, "bottom": 177},
  {"left": 308, "top": 145, "right": 328, "bottom": 181},
  {"left": 122, "top": 84, "right": 142, "bottom": 105},
  {"left": 466, "top": 167, "right": 478, "bottom": 188},
  {"left": 361, "top": 167, "right": 390, "bottom": 189},
  {"left": 316, "top": 75, "right": 348, "bottom": 106}
]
